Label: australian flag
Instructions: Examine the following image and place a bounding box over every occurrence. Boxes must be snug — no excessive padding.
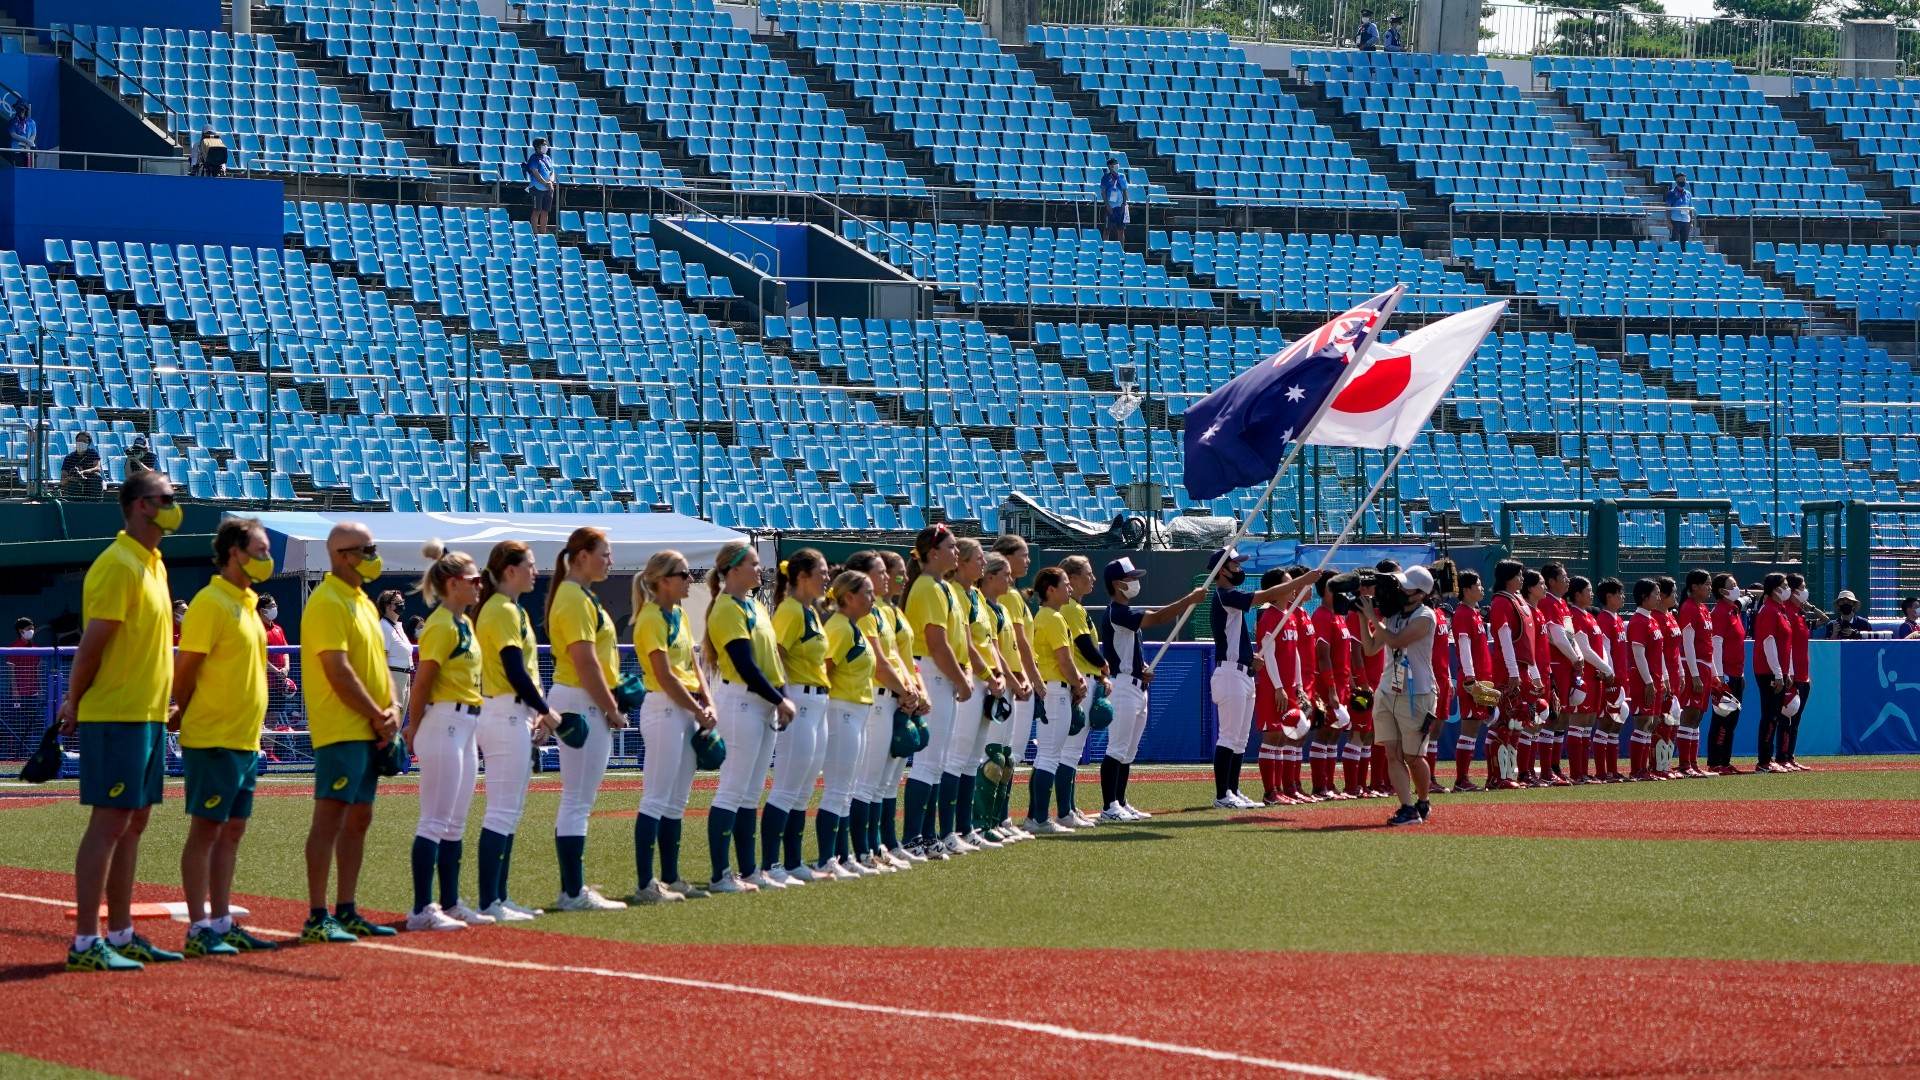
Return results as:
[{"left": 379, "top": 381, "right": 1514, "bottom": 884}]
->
[{"left": 1182, "top": 288, "right": 1402, "bottom": 501}]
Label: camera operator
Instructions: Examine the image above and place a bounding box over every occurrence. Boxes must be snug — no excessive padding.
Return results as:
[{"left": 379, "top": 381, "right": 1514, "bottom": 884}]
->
[
  {"left": 1817, "top": 590, "right": 1873, "bottom": 640},
  {"left": 1358, "top": 566, "right": 1438, "bottom": 825}
]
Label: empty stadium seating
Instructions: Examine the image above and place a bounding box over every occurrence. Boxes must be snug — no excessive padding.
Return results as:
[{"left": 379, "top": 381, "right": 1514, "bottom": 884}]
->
[
  {"left": 1630, "top": 334, "right": 1920, "bottom": 438},
  {"left": 1538, "top": 57, "right": 1879, "bottom": 218},
  {"left": 765, "top": 0, "right": 1163, "bottom": 202},
  {"left": 1153, "top": 229, "right": 1485, "bottom": 313},
  {"left": 65, "top": 24, "right": 428, "bottom": 177},
  {"left": 844, "top": 220, "right": 1211, "bottom": 309},
  {"left": 1293, "top": 50, "right": 1634, "bottom": 214},
  {"left": 1755, "top": 242, "right": 1920, "bottom": 322},
  {"left": 270, "top": 0, "right": 683, "bottom": 185},
  {"left": 1796, "top": 77, "right": 1920, "bottom": 207},
  {"left": 1453, "top": 238, "right": 1804, "bottom": 319},
  {"left": 1028, "top": 25, "right": 1403, "bottom": 210},
  {"left": 523, "top": 0, "right": 924, "bottom": 195}
]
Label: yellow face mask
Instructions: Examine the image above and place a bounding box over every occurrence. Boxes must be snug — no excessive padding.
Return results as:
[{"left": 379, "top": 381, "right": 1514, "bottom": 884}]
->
[
  {"left": 153, "top": 500, "right": 183, "bottom": 534},
  {"left": 244, "top": 555, "right": 274, "bottom": 583},
  {"left": 358, "top": 554, "right": 384, "bottom": 581}
]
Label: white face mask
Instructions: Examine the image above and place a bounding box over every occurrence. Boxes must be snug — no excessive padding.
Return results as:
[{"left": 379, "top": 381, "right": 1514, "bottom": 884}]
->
[
  {"left": 1773, "top": 587, "right": 1791, "bottom": 602},
  {"left": 1721, "top": 588, "right": 1741, "bottom": 603},
  {"left": 19, "top": 628, "right": 32, "bottom": 642},
  {"left": 262, "top": 606, "right": 278, "bottom": 622},
  {"left": 1793, "top": 588, "right": 1809, "bottom": 604},
  {"left": 1115, "top": 580, "right": 1140, "bottom": 601}
]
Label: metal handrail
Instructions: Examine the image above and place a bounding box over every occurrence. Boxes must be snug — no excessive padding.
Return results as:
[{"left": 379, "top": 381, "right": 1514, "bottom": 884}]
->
[
  {"left": 653, "top": 184, "right": 783, "bottom": 278},
  {"left": 42, "top": 24, "right": 187, "bottom": 148}
]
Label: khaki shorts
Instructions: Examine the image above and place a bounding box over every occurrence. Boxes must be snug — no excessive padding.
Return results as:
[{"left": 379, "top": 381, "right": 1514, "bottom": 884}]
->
[{"left": 1375, "top": 689, "right": 1437, "bottom": 752}]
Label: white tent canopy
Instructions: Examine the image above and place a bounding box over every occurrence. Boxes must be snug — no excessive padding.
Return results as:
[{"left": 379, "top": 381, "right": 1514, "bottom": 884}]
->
[{"left": 247, "top": 511, "right": 747, "bottom": 576}]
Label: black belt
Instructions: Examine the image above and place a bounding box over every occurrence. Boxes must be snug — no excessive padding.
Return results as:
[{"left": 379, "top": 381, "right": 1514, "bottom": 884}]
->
[
  {"left": 434, "top": 702, "right": 480, "bottom": 717},
  {"left": 793, "top": 684, "right": 829, "bottom": 696},
  {"left": 390, "top": 666, "right": 414, "bottom": 675}
]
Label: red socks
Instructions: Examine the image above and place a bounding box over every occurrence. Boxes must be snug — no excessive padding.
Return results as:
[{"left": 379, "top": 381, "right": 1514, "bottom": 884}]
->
[
  {"left": 1518, "top": 736, "right": 1535, "bottom": 782},
  {"left": 1568, "top": 728, "right": 1588, "bottom": 781},
  {"left": 1370, "top": 744, "right": 1390, "bottom": 792},
  {"left": 1455, "top": 743, "right": 1475, "bottom": 785}
]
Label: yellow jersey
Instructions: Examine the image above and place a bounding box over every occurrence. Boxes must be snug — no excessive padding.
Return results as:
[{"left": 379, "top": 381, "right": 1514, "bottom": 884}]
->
[
  {"left": 1064, "top": 599, "right": 1104, "bottom": 676},
  {"left": 885, "top": 599, "right": 917, "bottom": 684},
  {"left": 634, "top": 602, "right": 699, "bottom": 694},
  {"left": 549, "top": 580, "right": 617, "bottom": 689},
  {"left": 774, "top": 596, "right": 829, "bottom": 689},
  {"left": 176, "top": 575, "right": 266, "bottom": 751},
  {"left": 906, "top": 575, "right": 965, "bottom": 660},
  {"left": 990, "top": 592, "right": 1023, "bottom": 673},
  {"left": 824, "top": 611, "right": 876, "bottom": 705},
  {"left": 965, "top": 585, "right": 999, "bottom": 676},
  {"left": 1032, "top": 606, "right": 1072, "bottom": 684},
  {"left": 77, "top": 531, "right": 174, "bottom": 724},
  {"left": 417, "top": 606, "right": 483, "bottom": 708},
  {"left": 708, "top": 593, "right": 783, "bottom": 687},
  {"left": 476, "top": 593, "right": 539, "bottom": 701},
  {"left": 301, "top": 572, "right": 393, "bottom": 747}
]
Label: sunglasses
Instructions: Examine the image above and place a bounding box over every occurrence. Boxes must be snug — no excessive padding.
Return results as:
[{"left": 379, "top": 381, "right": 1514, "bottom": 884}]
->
[
  {"left": 143, "top": 493, "right": 176, "bottom": 506},
  {"left": 663, "top": 570, "right": 692, "bottom": 580},
  {"left": 336, "top": 543, "right": 379, "bottom": 557}
]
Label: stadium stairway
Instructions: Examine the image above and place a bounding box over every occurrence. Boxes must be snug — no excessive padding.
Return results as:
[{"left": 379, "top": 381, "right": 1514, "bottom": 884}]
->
[
  {"left": 252, "top": 4, "right": 506, "bottom": 205},
  {"left": 44, "top": 29, "right": 187, "bottom": 156},
  {"left": 1266, "top": 70, "right": 1456, "bottom": 243},
  {"left": 1516, "top": 88, "right": 1665, "bottom": 236}
]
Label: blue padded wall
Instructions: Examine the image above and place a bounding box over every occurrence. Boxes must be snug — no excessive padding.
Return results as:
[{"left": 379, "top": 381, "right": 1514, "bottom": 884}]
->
[
  {"left": 0, "top": 170, "right": 283, "bottom": 261},
  {"left": 0, "top": 0, "right": 218, "bottom": 31},
  {"left": 0, "top": 54, "right": 59, "bottom": 151}
]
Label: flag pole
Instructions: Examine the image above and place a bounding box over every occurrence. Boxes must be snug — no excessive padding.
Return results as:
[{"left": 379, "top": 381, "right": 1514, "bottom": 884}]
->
[
  {"left": 1146, "top": 286, "right": 1406, "bottom": 673},
  {"left": 1270, "top": 438, "right": 1420, "bottom": 623}
]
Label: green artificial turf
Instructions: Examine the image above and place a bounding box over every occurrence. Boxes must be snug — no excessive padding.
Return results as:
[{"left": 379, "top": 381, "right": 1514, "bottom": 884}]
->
[{"left": 1, "top": 760, "right": 1914, "bottom": 966}]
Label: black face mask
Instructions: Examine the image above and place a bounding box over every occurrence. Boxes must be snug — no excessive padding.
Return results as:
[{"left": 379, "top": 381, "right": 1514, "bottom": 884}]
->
[
  {"left": 1838, "top": 604, "right": 1856, "bottom": 617},
  {"left": 1222, "top": 568, "right": 1246, "bottom": 587}
]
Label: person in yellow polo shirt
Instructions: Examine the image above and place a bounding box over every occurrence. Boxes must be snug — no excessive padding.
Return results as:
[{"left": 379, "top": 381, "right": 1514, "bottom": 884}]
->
[
  {"left": 299, "top": 521, "right": 400, "bottom": 944},
  {"left": 544, "top": 526, "right": 626, "bottom": 913},
  {"left": 902, "top": 524, "right": 970, "bottom": 859},
  {"left": 174, "top": 516, "right": 278, "bottom": 959},
  {"left": 974, "top": 551, "right": 1033, "bottom": 846},
  {"left": 948, "top": 538, "right": 1007, "bottom": 853},
  {"left": 473, "top": 540, "right": 560, "bottom": 922},
  {"left": 703, "top": 540, "right": 790, "bottom": 894},
  {"left": 877, "top": 549, "right": 924, "bottom": 862},
  {"left": 401, "top": 541, "right": 490, "bottom": 933},
  {"left": 764, "top": 548, "right": 830, "bottom": 887},
  {"left": 1024, "top": 566, "right": 1086, "bottom": 835},
  {"left": 988, "top": 535, "right": 1041, "bottom": 840},
  {"left": 59, "top": 471, "right": 184, "bottom": 972},
  {"left": 628, "top": 549, "right": 715, "bottom": 905}
]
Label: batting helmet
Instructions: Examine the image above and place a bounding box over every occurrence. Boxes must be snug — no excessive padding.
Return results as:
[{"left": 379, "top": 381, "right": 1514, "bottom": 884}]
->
[
  {"left": 611, "top": 672, "right": 647, "bottom": 714},
  {"left": 1087, "top": 690, "right": 1113, "bottom": 731},
  {"left": 691, "top": 727, "right": 726, "bottom": 770},
  {"left": 554, "top": 711, "right": 591, "bottom": 749},
  {"left": 375, "top": 734, "right": 409, "bottom": 777}
]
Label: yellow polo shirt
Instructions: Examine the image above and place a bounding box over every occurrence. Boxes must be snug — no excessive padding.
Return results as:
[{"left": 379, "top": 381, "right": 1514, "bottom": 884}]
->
[
  {"left": 824, "top": 612, "right": 875, "bottom": 705},
  {"left": 708, "top": 594, "right": 783, "bottom": 687},
  {"left": 176, "top": 575, "right": 266, "bottom": 750},
  {"left": 77, "top": 531, "right": 174, "bottom": 723},
  {"left": 549, "top": 580, "right": 617, "bottom": 689},
  {"left": 992, "top": 593, "right": 1023, "bottom": 673},
  {"left": 1065, "top": 599, "right": 1103, "bottom": 676},
  {"left": 774, "top": 596, "right": 829, "bottom": 689},
  {"left": 965, "top": 585, "right": 999, "bottom": 676},
  {"left": 476, "top": 593, "right": 539, "bottom": 700},
  {"left": 1033, "top": 606, "right": 1072, "bottom": 684},
  {"left": 301, "top": 572, "right": 392, "bottom": 747},
  {"left": 907, "top": 575, "right": 965, "bottom": 660},
  {"left": 634, "top": 602, "right": 699, "bottom": 694},
  {"left": 886, "top": 600, "right": 918, "bottom": 686},
  {"left": 417, "top": 606, "right": 482, "bottom": 708}
]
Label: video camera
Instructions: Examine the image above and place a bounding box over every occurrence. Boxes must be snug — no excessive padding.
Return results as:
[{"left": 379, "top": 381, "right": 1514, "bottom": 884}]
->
[{"left": 1325, "top": 568, "right": 1410, "bottom": 619}]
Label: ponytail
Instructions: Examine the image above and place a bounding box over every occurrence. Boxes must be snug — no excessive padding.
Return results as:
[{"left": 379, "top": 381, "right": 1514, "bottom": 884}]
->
[
  {"left": 545, "top": 526, "right": 607, "bottom": 627},
  {"left": 771, "top": 547, "right": 825, "bottom": 609},
  {"left": 905, "top": 523, "right": 952, "bottom": 596},
  {"left": 631, "top": 549, "right": 688, "bottom": 629},
  {"left": 703, "top": 540, "right": 754, "bottom": 668},
  {"left": 413, "top": 539, "right": 477, "bottom": 609},
  {"left": 477, "top": 539, "right": 532, "bottom": 612}
]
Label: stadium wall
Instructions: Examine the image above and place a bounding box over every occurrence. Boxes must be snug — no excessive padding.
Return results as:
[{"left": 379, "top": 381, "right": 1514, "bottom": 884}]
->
[
  {"left": 0, "top": 170, "right": 282, "bottom": 261},
  {"left": 0, "top": 54, "right": 58, "bottom": 150},
  {"left": 0, "top": 0, "right": 218, "bottom": 31}
]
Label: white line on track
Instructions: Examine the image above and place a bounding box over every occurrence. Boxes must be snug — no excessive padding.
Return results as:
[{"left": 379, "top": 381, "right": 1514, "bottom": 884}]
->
[{"left": 0, "top": 889, "right": 1386, "bottom": 1080}]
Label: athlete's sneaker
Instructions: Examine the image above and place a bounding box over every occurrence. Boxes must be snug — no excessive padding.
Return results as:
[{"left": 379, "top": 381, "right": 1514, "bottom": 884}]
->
[
  {"left": 1450, "top": 780, "right": 1482, "bottom": 793},
  {"left": 627, "top": 881, "right": 684, "bottom": 905},
  {"left": 1230, "top": 791, "right": 1262, "bottom": 809},
  {"left": 826, "top": 858, "right": 861, "bottom": 881},
  {"left": 1026, "top": 817, "right": 1073, "bottom": 835},
  {"left": 553, "top": 887, "right": 628, "bottom": 911},
  {"left": 221, "top": 923, "right": 279, "bottom": 951},
  {"left": 337, "top": 911, "right": 398, "bottom": 937},
  {"left": 1386, "top": 805, "right": 1423, "bottom": 826},
  {"left": 1067, "top": 810, "right": 1098, "bottom": 828},
  {"left": 664, "top": 880, "right": 710, "bottom": 900},
  {"left": 444, "top": 903, "right": 496, "bottom": 926},
  {"left": 764, "top": 867, "right": 796, "bottom": 889},
  {"left": 859, "top": 853, "right": 897, "bottom": 874},
  {"left": 184, "top": 925, "right": 239, "bottom": 957},
  {"left": 481, "top": 900, "right": 538, "bottom": 923},
  {"left": 300, "top": 914, "right": 357, "bottom": 944},
  {"left": 498, "top": 899, "right": 544, "bottom": 918},
  {"left": 1415, "top": 799, "right": 1432, "bottom": 822},
  {"left": 707, "top": 870, "right": 759, "bottom": 895},
  {"left": 1099, "top": 804, "right": 1132, "bottom": 823},
  {"left": 845, "top": 855, "right": 878, "bottom": 876},
  {"left": 1123, "top": 803, "right": 1152, "bottom": 820},
  {"left": 1212, "top": 796, "right": 1241, "bottom": 809},
  {"left": 66, "top": 939, "right": 142, "bottom": 972},
  {"left": 967, "top": 828, "right": 1004, "bottom": 849},
  {"left": 406, "top": 904, "right": 465, "bottom": 932},
  {"left": 786, "top": 863, "right": 821, "bottom": 884},
  {"left": 893, "top": 844, "right": 928, "bottom": 864},
  {"left": 744, "top": 869, "right": 786, "bottom": 890},
  {"left": 114, "top": 933, "right": 184, "bottom": 963},
  {"left": 882, "top": 849, "right": 914, "bottom": 871}
]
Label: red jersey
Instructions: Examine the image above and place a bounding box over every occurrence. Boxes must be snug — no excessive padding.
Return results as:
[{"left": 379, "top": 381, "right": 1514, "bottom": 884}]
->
[
  {"left": 1255, "top": 607, "right": 1286, "bottom": 701},
  {"left": 1487, "top": 592, "right": 1535, "bottom": 684},
  {"left": 1596, "top": 607, "right": 1627, "bottom": 675},
  {"left": 1657, "top": 611, "right": 1683, "bottom": 690},
  {"left": 1625, "top": 609, "right": 1665, "bottom": 700},
  {"left": 1432, "top": 604, "right": 1454, "bottom": 704},
  {"left": 1536, "top": 593, "right": 1575, "bottom": 671},
  {"left": 1282, "top": 607, "right": 1314, "bottom": 694},
  {"left": 1678, "top": 599, "right": 1712, "bottom": 686},
  {"left": 1752, "top": 599, "right": 1795, "bottom": 679},
  {"left": 1452, "top": 603, "right": 1492, "bottom": 683},
  {"left": 1789, "top": 605, "right": 1810, "bottom": 684},
  {"left": 1312, "top": 605, "right": 1353, "bottom": 702},
  {"left": 1710, "top": 600, "right": 1746, "bottom": 679},
  {"left": 1570, "top": 605, "right": 1605, "bottom": 680},
  {"left": 1532, "top": 605, "right": 1553, "bottom": 682},
  {"left": 1347, "top": 608, "right": 1384, "bottom": 691}
]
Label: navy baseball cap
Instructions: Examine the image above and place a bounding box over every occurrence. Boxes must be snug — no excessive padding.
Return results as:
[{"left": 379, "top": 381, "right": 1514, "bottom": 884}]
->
[
  {"left": 1208, "top": 546, "right": 1244, "bottom": 571},
  {"left": 1103, "top": 556, "right": 1144, "bottom": 586}
]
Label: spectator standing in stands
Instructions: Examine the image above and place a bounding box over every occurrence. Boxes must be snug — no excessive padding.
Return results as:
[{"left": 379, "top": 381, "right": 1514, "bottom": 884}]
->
[
  {"left": 60, "top": 432, "right": 103, "bottom": 500},
  {"left": 377, "top": 590, "right": 415, "bottom": 717},
  {"left": 1664, "top": 174, "right": 1694, "bottom": 244},
  {"left": 1382, "top": 15, "right": 1407, "bottom": 52},
  {"left": 9, "top": 101, "right": 36, "bottom": 168},
  {"left": 8, "top": 616, "right": 43, "bottom": 760},
  {"left": 524, "top": 138, "right": 557, "bottom": 234},
  {"left": 190, "top": 130, "right": 228, "bottom": 177},
  {"left": 1098, "top": 158, "right": 1128, "bottom": 244},
  {"left": 1355, "top": 10, "right": 1380, "bottom": 50},
  {"left": 1896, "top": 596, "right": 1920, "bottom": 639},
  {"left": 1818, "top": 590, "right": 1874, "bottom": 639}
]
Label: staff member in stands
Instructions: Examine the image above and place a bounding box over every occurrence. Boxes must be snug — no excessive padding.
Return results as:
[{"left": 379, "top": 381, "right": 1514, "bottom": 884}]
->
[
  {"left": 948, "top": 539, "right": 1004, "bottom": 851},
  {"left": 1706, "top": 572, "right": 1747, "bottom": 775},
  {"left": 300, "top": 521, "right": 400, "bottom": 943},
  {"left": 546, "top": 526, "right": 627, "bottom": 912},
  {"left": 902, "top": 525, "right": 971, "bottom": 860},
  {"left": 525, "top": 137, "right": 558, "bottom": 233},
  {"left": 473, "top": 540, "right": 560, "bottom": 921},
  {"left": 61, "top": 472, "right": 184, "bottom": 971},
  {"left": 1098, "top": 158, "right": 1129, "bottom": 243},
  {"left": 846, "top": 551, "right": 922, "bottom": 870},
  {"left": 765, "top": 550, "right": 831, "bottom": 887},
  {"left": 174, "top": 517, "right": 278, "bottom": 958},
  {"left": 629, "top": 550, "right": 716, "bottom": 905},
  {"left": 704, "top": 540, "right": 791, "bottom": 893},
  {"left": 378, "top": 590, "right": 413, "bottom": 715}
]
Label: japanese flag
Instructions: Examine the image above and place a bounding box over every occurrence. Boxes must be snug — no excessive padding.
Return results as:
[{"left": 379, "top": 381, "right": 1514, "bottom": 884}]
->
[{"left": 1307, "top": 301, "right": 1506, "bottom": 450}]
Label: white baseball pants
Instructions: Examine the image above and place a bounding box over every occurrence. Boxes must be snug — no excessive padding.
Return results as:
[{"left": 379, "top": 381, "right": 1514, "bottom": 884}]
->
[
  {"left": 820, "top": 698, "right": 867, "bottom": 816},
  {"left": 1104, "top": 679, "right": 1150, "bottom": 765},
  {"left": 637, "top": 694, "right": 697, "bottom": 821},
  {"left": 768, "top": 688, "right": 829, "bottom": 813},
  {"left": 907, "top": 662, "right": 956, "bottom": 785},
  {"left": 712, "top": 680, "right": 777, "bottom": 814},
  {"left": 1032, "top": 682, "right": 1074, "bottom": 773},
  {"left": 549, "top": 683, "right": 611, "bottom": 838},
  {"left": 475, "top": 692, "right": 533, "bottom": 836},
  {"left": 1212, "top": 666, "right": 1255, "bottom": 753},
  {"left": 414, "top": 701, "right": 479, "bottom": 842}
]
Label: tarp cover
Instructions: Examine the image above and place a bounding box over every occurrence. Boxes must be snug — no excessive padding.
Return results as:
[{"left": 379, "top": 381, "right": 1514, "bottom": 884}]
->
[{"left": 246, "top": 511, "right": 745, "bottom": 575}]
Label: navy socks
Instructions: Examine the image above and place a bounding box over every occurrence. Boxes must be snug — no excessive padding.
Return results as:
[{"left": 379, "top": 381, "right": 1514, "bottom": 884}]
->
[
  {"left": 554, "top": 834, "right": 585, "bottom": 899},
  {"left": 760, "top": 805, "right": 789, "bottom": 875},
  {"left": 410, "top": 836, "right": 437, "bottom": 914},
  {"left": 901, "top": 779, "right": 932, "bottom": 846},
  {"left": 707, "top": 807, "right": 736, "bottom": 879},
  {"left": 436, "top": 838, "right": 463, "bottom": 910},
  {"left": 880, "top": 795, "right": 900, "bottom": 850},
  {"left": 1056, "top": 765, "right": 1076, "bottom": 818},
  {"left": 659, "top": 817, "right": 682, "bottom": 884},
  {"left": 814, "top": 809, "right": 840, "bottom": 867},
  {"left": 937, "top": 771, "right": 961, "bottom": 838},
  {"left": 732, "top": 806, "right": 757, "bottom": 877},
  {"left": 634, "top": 813, "right": 660, "bottom": 891},
  {"left": 1028, "top": 766, "right": 1054, "bottom": 823},
  {"left": 784, "top": 807, "right": 807, "bottom": 870},
  {"left": 476, "top": 828, "right": 507, "bottom": 909}
]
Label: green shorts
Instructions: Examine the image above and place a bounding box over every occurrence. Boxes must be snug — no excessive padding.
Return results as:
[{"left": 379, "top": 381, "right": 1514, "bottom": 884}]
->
[
  {"left": 182, "top": 747, "right": 259, "bottom": 822},
  {"left": 313, "top": 739, "right": 380, "bottom": 805},
  {"left": 77, "top": 722, "right": 166, "bottom": 810}
]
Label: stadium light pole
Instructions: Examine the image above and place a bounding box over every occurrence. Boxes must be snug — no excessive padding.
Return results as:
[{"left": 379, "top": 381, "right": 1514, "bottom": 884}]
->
[{"left": 464, "top": 334, "right": 473, "bottom": 512}]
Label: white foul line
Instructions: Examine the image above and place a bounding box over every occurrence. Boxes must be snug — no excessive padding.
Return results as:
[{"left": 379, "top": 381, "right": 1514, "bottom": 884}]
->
[{"left": 0, "top": 890, "right": 1385, "bottom": 1080}]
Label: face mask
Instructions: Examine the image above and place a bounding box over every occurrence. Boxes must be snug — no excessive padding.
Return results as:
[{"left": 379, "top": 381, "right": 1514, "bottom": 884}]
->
[
  {"left": 1793, "top": 588, "right": 1809, "bottom": 604},
  {"left": 1223, "top": 568, "right": 1246, "bottom": 587},
  {"left": 75, "top": 441, "right": 90, "bottom": 453},
  {"left": 1115, "top": 580, "right": 1140, "bottom": 601},
  {"left": 1722, "top": 588, "right": 1741, "bottom": 603},
  {"left": 244, "top": 555, "right": 274, "bottom": 583},
  {"left": 1838, "top": 604, "right": 1856, "bottom": 617},
  {"left": 20, "top": 628, "right": 32, "bottom": 642},
  {"left": 152, "top": 500, "right": 183, "bottom": 534},
  {"left": 262, "top": 605, "right": 278, "bottom": 622},
  {"left": 1773, "top": 587, "right": 1791, "bottom": 602},
  {"left": 358, "top": 554, "right": 384, "bottom": 581}
]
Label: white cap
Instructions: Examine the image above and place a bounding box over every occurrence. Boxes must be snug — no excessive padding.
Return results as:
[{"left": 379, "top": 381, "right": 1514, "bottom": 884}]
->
[{"left": 1399, "top": 565, "right": 1434, "bottom": 594}]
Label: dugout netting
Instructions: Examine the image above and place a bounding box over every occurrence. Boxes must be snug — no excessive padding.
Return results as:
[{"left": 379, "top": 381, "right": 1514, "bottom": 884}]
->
[
  {"left": 1501, "top": 498, "right": 1738, "bottom": 583},
  {"left": 1803, "top": 501, "right": 1920, "bottom": 619}
]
